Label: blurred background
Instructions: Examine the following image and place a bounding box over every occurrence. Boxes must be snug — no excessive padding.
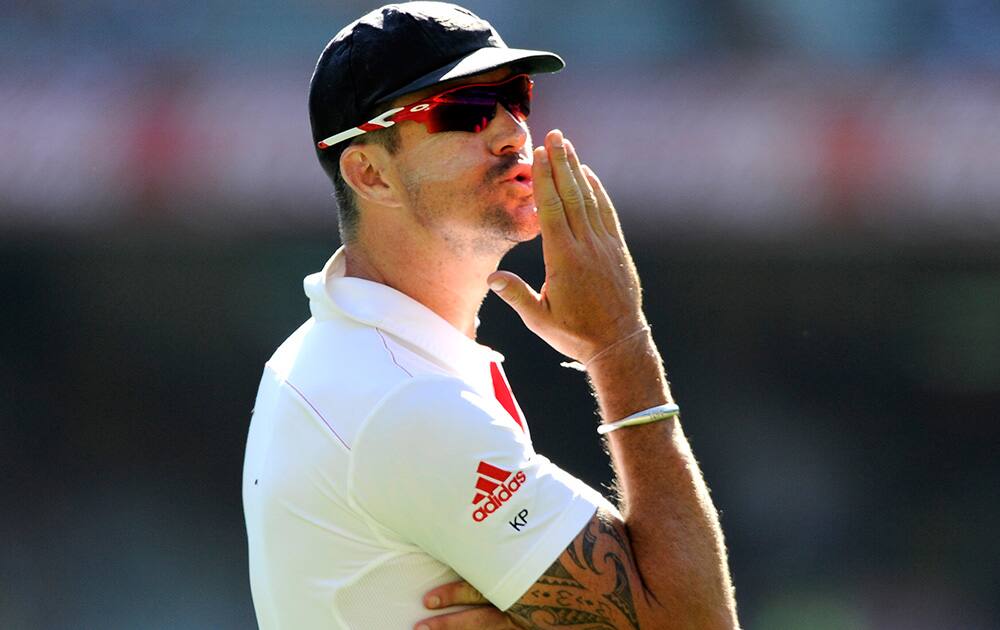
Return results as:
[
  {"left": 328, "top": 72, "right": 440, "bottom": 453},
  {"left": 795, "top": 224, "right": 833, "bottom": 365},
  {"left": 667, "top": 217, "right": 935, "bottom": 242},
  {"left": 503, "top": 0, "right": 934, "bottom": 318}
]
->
[{"left": 2, "top": 0, "right": 998, "bottom": 628}]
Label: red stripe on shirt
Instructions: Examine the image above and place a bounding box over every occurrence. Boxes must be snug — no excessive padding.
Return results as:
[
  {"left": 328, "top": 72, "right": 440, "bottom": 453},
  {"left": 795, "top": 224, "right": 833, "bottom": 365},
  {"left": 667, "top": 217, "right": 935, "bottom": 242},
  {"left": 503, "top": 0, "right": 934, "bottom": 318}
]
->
[{"left": 490, "top": 362, "right": 524, "bottom": 432}]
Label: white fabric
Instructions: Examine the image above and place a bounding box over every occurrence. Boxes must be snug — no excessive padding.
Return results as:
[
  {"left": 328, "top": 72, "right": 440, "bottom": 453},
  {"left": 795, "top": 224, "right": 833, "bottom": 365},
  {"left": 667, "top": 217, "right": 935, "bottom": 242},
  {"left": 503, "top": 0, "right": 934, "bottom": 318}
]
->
[{"left": 242, "top": 247, "right": 610, "bottom": 629}]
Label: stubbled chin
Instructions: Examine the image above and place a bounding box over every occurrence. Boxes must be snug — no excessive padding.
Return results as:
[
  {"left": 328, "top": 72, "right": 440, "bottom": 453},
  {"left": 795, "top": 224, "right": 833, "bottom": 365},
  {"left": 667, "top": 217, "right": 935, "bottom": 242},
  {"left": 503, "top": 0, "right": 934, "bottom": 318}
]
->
[
  {"left": 510, "top": 196, "right": 537, "bottom": 218},
  {"left": 510, "top": 204, "right": 541, "bottom": 240}
]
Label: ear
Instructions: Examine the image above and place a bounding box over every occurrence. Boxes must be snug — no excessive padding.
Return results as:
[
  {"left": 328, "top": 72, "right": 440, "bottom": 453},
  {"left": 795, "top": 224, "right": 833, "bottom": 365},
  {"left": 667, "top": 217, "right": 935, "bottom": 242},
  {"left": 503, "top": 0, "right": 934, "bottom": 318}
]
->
[{"left": 339, "top": 144, "right": 403, "bottom": 208}]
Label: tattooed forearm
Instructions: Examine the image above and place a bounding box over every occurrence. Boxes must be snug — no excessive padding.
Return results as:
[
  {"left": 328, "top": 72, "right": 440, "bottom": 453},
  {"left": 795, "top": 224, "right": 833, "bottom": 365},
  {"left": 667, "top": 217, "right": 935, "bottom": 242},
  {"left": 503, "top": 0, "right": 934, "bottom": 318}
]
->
[
  {"left": 508, "top": 559, "right": 616, "bottom": 629},
  {"left": 535, "top": 558, "right": 585, "bottom": 590},
  {"left": 581, "top": 521, "right": 602, "bottom": 574},
  {"left": 506, "top": 515, "right": 644, "bottom": 629},
  {"left": 603, "top": 552, "right": 640, "bottom": 629},
  {"left": 566, "top": 534, "right": 587, "bottom": 572},
  {"left": 508, "top": 598, "right": 616, "bottom": 629},
  {"left": 597, "top": 514, "right": 630, "bottom": 558}
]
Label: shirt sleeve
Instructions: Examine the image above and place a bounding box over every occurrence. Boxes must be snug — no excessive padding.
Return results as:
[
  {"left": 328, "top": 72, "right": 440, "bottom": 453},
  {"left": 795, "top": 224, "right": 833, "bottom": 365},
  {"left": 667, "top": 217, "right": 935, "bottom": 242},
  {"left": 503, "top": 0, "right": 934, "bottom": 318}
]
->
[{"left": 348, "top": 374, "right": 611, "bottom": 611}]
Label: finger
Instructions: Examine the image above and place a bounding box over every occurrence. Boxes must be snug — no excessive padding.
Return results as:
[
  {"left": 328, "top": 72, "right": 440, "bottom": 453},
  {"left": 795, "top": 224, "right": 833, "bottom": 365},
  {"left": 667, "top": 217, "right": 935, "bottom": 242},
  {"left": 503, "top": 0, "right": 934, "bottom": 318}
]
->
[
  {"left": 415, "top": 606, "right": 512, "bottom": 630},
  {"left": 487, "top": 271, "right": 546, "bottom": 330},
  {"left": 545, "top": 130, "right": 590, "bottom": 240},
  {"left": 531, "top": 145, "right": 573, "bottom": 250},
  {"left": 564, "top": 139, "right": 603, "bottom": 237},
  {"left": 583, "top": 164, "right": 623, "bottom": 242},
  {"left": 531, "top": 146, "right": 575, "bottom": 268},
  {"left": 424, "top": 580, "right": 489, "bottom": 609}
]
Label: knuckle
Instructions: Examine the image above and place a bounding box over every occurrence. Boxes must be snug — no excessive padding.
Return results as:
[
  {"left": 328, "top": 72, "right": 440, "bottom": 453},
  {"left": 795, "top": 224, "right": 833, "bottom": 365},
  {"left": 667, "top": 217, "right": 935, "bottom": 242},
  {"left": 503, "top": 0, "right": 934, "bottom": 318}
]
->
[
  {"left": 446, "top": 581, "right": 465, "bottom": 601},
  {"left": 464, "top": 584, "right": 482, "bottom": 602},
  {"left": 540, "top": 195, "right": 564, "bottom": 212},
  {"left": 561, "top": 187, "right": 583, "bottom": 205}
]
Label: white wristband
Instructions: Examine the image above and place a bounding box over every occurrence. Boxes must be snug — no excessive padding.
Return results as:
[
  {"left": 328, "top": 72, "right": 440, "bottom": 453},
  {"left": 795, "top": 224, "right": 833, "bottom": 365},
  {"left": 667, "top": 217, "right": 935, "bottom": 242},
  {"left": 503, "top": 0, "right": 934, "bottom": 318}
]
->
[{"left": 597, "top": 403, "right": 680, "bottom": 435}]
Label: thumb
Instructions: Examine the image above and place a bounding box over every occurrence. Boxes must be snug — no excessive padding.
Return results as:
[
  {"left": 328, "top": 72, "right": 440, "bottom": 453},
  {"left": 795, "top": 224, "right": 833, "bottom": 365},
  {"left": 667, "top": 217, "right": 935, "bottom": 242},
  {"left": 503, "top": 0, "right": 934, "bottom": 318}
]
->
[{"left": 487, "top": 271, "right": 544, "bottom": 325}]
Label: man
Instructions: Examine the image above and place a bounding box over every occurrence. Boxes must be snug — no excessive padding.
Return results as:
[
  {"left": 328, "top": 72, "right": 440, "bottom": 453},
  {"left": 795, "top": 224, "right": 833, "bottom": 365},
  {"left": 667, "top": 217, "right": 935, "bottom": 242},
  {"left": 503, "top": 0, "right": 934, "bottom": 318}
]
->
[{"left": 242, "top": 2, "right": 740, "bottom": 629}]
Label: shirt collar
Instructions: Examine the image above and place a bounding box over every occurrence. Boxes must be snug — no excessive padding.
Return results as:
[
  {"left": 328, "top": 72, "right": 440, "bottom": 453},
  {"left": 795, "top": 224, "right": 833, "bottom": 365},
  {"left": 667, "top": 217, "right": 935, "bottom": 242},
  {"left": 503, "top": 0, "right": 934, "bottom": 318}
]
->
[{"left": 304, "top": 247, "right": 505, "bottom": 375}]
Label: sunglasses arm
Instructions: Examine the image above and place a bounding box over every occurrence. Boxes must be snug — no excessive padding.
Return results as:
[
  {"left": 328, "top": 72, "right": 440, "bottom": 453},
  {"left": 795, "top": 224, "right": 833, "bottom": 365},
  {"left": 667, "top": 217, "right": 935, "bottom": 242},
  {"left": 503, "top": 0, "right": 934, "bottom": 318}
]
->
[{"left": 317, "top": 106, "right": 406, "bottom": 149}]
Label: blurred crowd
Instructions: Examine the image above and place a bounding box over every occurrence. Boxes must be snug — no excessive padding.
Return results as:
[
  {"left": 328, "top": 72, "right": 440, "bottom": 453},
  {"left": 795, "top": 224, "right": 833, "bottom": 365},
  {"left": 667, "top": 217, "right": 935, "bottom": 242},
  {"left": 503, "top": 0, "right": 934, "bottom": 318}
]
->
[
  {"left": 2, "top": 2, "right": 999, "bottom": 629},
  {"left": 3, "top": 0, "right": 1000, "bottom": 236}
]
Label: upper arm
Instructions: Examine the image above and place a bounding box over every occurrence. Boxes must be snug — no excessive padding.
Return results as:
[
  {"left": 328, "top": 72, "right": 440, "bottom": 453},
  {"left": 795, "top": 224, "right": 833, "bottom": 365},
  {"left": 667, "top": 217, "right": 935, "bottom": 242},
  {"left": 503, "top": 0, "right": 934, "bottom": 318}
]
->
[
  {"left": 506, "top": 507, "right": 662, "bottom": 630},
  {"left": 350, "top": 376, "right": 607, "bottom": 606}
]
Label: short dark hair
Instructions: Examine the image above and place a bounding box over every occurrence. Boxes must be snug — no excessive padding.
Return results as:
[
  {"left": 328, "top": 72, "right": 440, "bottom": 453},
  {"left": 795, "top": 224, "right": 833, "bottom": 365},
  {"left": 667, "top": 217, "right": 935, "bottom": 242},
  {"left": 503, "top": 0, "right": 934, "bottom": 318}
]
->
[{"left": 316, "top": 122, "right": 400, "bottom": 243}]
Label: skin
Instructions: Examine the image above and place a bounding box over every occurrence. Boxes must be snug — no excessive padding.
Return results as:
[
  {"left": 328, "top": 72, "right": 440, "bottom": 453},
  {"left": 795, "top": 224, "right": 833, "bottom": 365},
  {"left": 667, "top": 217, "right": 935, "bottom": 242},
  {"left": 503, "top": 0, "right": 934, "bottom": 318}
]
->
[
  {"left": 340, "top": 67, "right": 537, "bottom": 338},
  {"left": 340, "top": 68, "right": 740, "bottom": 630}
]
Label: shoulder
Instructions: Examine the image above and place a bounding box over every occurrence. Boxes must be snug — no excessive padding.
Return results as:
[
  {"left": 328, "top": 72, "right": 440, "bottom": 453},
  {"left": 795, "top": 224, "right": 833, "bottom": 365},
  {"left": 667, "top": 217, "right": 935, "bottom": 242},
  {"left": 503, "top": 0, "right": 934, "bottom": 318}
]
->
[
  {"left": 264, "top": 317, "right": 451, "bottom": 449},
  {"left": 371, "top": 374, "right": 487, "bottom": 415},
  {"left": 268, "top": 317, "right": 420, "bottom": 384},
  {"left": 351, "top": 373, "right": 528, "bottom": 481},
  {"left": 360, "top": 374, "right": 510, "bottom": 443}
]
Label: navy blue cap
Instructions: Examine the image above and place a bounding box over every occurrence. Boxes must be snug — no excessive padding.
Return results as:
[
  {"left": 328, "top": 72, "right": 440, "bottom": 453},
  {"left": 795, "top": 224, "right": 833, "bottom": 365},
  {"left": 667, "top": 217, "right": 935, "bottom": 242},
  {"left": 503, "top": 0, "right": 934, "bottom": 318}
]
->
[{"left": 309, "top": 2, "right": 564, "bottom": 154}]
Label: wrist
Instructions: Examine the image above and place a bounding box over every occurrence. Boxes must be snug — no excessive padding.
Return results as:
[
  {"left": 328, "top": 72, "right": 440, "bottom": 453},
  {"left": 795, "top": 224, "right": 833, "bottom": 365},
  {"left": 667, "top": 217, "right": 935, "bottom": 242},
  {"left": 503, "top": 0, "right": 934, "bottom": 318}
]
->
[
  {"left": 597, "top": 403, "right": 681, "bottom": 434},
  {"left": 587, "top": 331, "right": 673, "bottom": 421},
  {"left": 583, "top": 325, "right": 650, "bottom": 368},
  {"left": 586, "top": 324, "right": 653, "bottom": 369}
]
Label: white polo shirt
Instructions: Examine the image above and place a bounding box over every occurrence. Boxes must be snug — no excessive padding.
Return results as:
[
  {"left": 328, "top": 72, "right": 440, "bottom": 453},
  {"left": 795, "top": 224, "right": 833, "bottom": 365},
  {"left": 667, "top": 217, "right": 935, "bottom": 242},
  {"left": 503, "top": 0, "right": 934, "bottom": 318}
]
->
[{"left": 242, "top": 248, "right": 611, "bottom": 629}]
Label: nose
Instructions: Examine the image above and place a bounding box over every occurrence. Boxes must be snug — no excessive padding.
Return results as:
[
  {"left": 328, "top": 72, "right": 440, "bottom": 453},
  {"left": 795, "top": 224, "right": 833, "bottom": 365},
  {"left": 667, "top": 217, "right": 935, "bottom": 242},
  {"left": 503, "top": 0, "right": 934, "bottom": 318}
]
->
[{"left": 486, "top": 104, "right": 530, "bottom": 156}]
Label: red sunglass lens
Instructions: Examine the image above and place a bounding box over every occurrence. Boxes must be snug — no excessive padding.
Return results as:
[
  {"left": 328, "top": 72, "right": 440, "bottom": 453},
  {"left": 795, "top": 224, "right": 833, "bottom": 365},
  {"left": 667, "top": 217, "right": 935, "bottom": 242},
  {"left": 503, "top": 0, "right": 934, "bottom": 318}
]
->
[
  {"left": 423, "top": 103, "right": 497, "bottom": 133},
  {"left": 425, "top": 76, "right": 532, "bottom": 133}
]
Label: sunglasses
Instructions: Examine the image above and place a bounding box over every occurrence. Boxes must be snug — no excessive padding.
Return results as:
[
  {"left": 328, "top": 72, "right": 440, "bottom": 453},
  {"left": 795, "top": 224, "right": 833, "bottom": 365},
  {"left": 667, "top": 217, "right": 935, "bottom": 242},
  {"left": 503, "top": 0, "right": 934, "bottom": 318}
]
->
[{"left": 317, "top": 74, "right": 533, "bottom": 149}]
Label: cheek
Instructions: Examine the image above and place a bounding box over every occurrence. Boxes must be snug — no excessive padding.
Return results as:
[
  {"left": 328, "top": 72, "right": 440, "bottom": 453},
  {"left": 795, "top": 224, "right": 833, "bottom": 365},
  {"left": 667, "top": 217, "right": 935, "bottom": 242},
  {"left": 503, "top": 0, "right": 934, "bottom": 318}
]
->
[{"left": 400, "top": 143, "right": 485, "bottom": 194}]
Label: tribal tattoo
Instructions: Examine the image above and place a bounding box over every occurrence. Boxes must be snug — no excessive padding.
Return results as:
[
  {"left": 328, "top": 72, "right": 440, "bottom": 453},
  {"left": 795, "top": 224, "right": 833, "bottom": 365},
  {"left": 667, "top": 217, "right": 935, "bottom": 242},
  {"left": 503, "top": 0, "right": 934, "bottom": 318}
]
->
[{"left": 507, "top": 511, "right": 643, "bottom": 629}]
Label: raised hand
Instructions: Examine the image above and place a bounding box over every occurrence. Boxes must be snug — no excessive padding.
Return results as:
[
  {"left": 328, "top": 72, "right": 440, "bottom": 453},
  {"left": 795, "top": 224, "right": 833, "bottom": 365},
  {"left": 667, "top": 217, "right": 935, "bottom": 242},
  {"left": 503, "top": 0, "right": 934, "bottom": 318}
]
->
[{"left": 487, "top": 129, "right": 647, "bottom": 365}]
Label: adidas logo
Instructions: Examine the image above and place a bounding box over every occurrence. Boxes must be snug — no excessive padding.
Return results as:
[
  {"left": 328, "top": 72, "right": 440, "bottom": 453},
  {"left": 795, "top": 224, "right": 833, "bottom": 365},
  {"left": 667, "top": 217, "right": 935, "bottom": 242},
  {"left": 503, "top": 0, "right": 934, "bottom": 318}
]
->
[{"left": 471, "top": 461, "right": 527, "bottom": 523}]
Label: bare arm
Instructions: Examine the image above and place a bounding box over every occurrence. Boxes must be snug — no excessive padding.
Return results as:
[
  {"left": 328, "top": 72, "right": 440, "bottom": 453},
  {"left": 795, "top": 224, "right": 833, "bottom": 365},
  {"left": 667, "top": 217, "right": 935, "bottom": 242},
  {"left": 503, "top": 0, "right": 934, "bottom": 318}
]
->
[
  {"left": 492, "top": 130, "right": 737, "bottom": 628},
  {"left": 423, "top": 497, "right": 731, "bottom": 629},
  {"left": 506, "top": 509, "right": 647, "bottom": 629},
  {"left": 499, "top": 339, "right": 736, "bottom": 629},
  {"left": 596, "top": 337, "right": 737, "bottom": 627},
  {"left": 417, "top": 129, "right": 737, "bottom": 629},
  {"left": 419, "top": 509, "right": 645, "bottom": 630}
]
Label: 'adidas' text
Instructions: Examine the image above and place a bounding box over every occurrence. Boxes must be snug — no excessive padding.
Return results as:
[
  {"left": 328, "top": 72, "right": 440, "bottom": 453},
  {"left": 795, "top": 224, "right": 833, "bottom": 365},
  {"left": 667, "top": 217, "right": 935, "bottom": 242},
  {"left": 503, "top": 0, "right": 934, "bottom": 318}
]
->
[{"left": 471, "top": 461, "right": 527, "bottom": 523}]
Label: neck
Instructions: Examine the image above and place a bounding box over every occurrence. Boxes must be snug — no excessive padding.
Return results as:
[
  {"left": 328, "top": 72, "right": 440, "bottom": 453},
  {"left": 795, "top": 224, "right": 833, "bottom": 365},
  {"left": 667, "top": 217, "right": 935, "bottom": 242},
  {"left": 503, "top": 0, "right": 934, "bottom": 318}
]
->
[{"left": 343, "top": 231, "right": 502, "bottom": 340}]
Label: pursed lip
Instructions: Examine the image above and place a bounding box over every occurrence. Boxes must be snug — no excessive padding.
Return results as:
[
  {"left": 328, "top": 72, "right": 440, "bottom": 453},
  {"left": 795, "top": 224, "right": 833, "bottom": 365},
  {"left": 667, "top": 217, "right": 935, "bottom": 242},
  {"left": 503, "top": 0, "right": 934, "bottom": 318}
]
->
[{"left": 501, "top": 161, "right": 534, "bottom": 189}]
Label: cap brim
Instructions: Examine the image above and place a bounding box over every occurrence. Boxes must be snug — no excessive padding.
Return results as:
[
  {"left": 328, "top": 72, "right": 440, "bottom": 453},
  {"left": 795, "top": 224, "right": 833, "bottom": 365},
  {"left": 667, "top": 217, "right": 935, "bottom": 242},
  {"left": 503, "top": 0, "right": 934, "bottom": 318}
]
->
[{"left": 380, "top": 47, "right": 564, "bottom": 103}]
